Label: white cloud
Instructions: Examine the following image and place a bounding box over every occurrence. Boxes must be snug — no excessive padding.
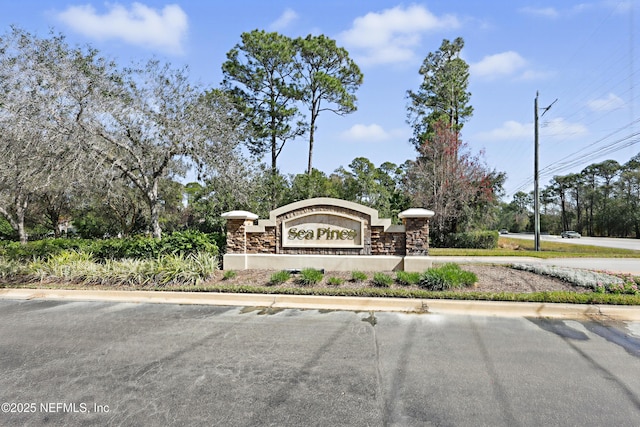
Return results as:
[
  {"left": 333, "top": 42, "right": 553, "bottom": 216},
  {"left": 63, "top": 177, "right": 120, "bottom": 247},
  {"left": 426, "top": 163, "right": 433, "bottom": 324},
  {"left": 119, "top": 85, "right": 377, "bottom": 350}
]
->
[
  {"left": 571, "top": 3, "right": 595, "bottom": 14},
  {"left": 475, "top": 120, "right": 532, "bottom": 142},
  {"left": 470, "top": 51, "right": 527, "bottom": 79},
  {"left": 340, "top": 124, "right": 407, "bottom": 142},
  {"left": 517, "top": 69, "right": 554, "bottom": 81},
  {"left": 520, "top": 4, "right": 598, "bottom": 18},
  {"left": 339, "top": 5, "right": 459, "bottom": 66},
  {"left": 541, "top": 118, "right": 588, "bottom": 139},
  {"left": 587, "top": 93, "right": 625, "bottom": 111},
  {"left": 56, "top": 2, "right": 188, "bottom": 54},
  {"left": 474, "top": 117, "right": 587, "bottom": 142},
  {"left": 341, "top": 124, "right": 388, "bottom": 141},
  {"left": 519, "top": 7, "right": 559, "bottom": 18},
  {"left": 269, "top": 8, "right": 298, "bottom": 31}
]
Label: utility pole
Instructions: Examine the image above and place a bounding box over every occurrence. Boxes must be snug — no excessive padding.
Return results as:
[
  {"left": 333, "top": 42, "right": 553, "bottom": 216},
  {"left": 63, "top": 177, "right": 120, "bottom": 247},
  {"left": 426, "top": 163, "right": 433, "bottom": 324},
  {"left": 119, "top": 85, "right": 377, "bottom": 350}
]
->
[
  {"left": 534, "top": 92, "right": 540, "bottom": 251},
  {"left": 534, "top": 92, "right": 557, "bottom": 252}
]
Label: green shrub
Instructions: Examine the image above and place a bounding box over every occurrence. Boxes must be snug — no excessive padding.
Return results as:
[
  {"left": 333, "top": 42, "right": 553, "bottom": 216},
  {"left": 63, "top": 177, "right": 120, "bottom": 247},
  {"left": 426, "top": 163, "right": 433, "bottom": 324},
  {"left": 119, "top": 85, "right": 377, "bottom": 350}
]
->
[
  {"left": 351, "top": 271, "right": 368, "bottom": 282},
  {"left": 297, "top": 268, "right": 324, "bottom": 286},
  {"left": 372, "top": 272, "right": 393, "bottom": 287},
  {"left": 0, "top": 239, "right": 90, "bottom": 261},
  {"left": 209, "top": 232, "right": 227, "bottom": 254},
  {"left": 269, "top": 270, "right": 291, "bottom": 286},
  {"left": 89, "top": 236, "right": 159, "bottom": 260},
  {"left": 84, "top": 231, "right": 220, "bottom": 261},
  {"left": 326, "top": 276, "right": 344, "bottom": 286},
  {"left": 86, "top": 239, "right": 127, "bottom": 260},
  {"left": 419, "top": 263, "right": 477, "bottom": 291},
  {"left": 0, "top": 217, "right": 15, "bottom": 240},
  {"left": 434, "top": 231, "right": 499, "bottom": 249},
  {"left": 395, "top": 271, "right": 421, "bottom": 286},
  {"left": 222, "top": 270, "right": 237, "bottom": 280},
  {"left": 159, "top": 230, "right": 218, "bottom": 257}
]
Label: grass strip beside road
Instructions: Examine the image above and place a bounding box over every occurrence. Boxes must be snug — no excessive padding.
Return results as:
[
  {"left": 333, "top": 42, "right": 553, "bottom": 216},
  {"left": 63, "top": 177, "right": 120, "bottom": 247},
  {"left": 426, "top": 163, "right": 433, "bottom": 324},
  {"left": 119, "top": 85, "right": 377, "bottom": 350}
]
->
[
  {"left": 428, "top": 237, "right": 640, "bottom": 259},
  {"left": 2, "top": 281, "right": 640, "bottom": 306}
]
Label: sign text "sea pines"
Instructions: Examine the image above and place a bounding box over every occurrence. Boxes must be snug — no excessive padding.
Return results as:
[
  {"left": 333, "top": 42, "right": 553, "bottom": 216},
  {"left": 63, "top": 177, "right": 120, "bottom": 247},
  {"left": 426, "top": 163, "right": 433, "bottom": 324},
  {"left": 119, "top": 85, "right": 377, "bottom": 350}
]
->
[{"left": 288, "top": 227, "right": 357, "bottom": 241}]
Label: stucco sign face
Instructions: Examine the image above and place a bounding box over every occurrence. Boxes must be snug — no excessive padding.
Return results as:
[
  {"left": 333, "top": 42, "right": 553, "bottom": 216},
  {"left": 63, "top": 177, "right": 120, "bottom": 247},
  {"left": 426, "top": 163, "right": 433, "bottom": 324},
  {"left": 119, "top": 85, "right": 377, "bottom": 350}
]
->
[{"left": 282, "top": 212, "right": 364, "bottom": 248}]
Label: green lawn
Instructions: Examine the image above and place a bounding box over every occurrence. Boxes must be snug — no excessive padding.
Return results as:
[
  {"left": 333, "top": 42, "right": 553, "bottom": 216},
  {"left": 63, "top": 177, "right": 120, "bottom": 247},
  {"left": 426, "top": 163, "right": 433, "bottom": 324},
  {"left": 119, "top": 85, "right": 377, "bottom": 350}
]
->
[{"left": 428, "top": 237, "right": 640, "bottom": 259}]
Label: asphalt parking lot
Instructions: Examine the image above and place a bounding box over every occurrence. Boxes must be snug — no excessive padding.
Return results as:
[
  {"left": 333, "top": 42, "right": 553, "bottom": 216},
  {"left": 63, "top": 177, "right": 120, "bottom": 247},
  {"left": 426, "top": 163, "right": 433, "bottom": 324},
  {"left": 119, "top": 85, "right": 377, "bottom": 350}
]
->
[{"left": 1, "top": 299, "right": 639, "bottom": 426}]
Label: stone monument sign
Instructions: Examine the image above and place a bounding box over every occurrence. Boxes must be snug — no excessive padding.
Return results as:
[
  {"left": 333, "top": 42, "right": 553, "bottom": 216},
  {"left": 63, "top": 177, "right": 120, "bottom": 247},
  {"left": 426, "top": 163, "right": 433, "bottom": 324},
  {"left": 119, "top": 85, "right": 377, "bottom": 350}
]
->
[{"left": 222, "top": 197, "right": 434, "bottom": 272}]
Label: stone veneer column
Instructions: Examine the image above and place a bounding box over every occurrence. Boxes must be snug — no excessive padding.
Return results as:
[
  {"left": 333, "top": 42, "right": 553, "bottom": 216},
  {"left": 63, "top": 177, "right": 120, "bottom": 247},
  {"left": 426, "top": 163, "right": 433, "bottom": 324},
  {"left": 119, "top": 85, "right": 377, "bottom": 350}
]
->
[
  {"left": 221, "top": 210, "right": 259, "bottom": 254},
  {"left": 399, "top": 208, "right": 435, "bottom": 256}
]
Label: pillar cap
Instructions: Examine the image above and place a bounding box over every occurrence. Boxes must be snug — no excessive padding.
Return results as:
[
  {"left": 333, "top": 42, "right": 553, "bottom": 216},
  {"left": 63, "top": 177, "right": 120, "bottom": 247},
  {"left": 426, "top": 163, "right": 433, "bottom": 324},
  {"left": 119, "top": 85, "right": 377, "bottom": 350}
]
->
[
  {"left": 398, "top": 208, "right": 435, "bottom": 219},
  {"left": 221, "top": 210, "right": 259, "bottom": 220}
]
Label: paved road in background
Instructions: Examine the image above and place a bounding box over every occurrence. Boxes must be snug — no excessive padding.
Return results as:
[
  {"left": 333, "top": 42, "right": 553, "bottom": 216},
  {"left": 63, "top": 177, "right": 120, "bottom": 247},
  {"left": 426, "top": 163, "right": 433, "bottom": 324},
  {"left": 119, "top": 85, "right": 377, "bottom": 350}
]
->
[
  {"left": 1, "top": 300, "right": 639, "bottom": 426},
  {"left": 505, "top": 233, "right": 640, "bottom": 251}
]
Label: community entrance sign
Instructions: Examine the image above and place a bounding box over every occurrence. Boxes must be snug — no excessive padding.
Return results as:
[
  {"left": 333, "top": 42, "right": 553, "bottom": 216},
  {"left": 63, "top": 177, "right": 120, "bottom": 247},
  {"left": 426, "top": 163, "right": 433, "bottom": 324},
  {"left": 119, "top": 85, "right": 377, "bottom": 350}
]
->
[
  {"left": 282, "top": 212, "right": 363, "bottom": 248},
  {"left": 222, "top": 198, "right": 434, "bottom": 272}
]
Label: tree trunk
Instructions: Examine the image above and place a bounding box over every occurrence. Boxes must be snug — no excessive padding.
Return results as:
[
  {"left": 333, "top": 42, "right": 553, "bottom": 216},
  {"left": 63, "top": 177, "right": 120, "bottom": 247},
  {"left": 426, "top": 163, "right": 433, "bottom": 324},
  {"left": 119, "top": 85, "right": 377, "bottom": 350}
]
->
[
  {"left": 560, "top": 192, "right": 568, "bottom": 231},
  {"left": 574, "top": 190, "right": 581, "bottom": 232},
  {"left": 307, "top": 114, "right": 316, "bottom": 175},
  {"left": 148, "top": 179, "right": 162, "bottom": 239},
  {"left": 46, "top": 207, "right": 61, "bottom": 238},
  {"left": 270, "top": 130, "right": 278, "bottom": 210},
  {"left": 15, "top": 194, "right": 29, "bottom": 244}
]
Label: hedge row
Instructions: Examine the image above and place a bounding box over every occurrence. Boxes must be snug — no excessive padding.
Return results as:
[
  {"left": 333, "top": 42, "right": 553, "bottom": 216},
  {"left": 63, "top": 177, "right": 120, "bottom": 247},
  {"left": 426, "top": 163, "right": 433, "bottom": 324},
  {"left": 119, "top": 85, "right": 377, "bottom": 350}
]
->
[
  {"left": 0, "top": 230, "right": 224, "bottom": 261},
  {"left": 433, "top": 230, "right": 499, "bottom": 249}
]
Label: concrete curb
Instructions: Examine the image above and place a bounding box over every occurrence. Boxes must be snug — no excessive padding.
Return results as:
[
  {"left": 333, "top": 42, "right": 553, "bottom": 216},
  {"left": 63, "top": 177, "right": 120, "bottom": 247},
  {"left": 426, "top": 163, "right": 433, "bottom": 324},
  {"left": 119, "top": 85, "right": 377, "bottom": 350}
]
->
[{"left": 1, "top": 288, "right": 639, "bottom": 321}]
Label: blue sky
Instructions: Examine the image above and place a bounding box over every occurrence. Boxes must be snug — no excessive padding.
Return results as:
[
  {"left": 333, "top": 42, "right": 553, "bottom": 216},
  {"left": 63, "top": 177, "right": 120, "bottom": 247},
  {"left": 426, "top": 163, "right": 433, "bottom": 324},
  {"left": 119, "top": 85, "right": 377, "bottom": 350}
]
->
[{"left": 1, "top": 1, "right": 638, "bottom": 200}]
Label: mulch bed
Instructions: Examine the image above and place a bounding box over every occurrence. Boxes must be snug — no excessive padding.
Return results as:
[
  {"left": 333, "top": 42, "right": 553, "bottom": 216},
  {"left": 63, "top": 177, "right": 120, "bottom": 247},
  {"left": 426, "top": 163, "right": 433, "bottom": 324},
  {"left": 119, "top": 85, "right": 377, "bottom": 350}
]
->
[{"left": 210, "top": 264, "right": 589, "bottom": 294}]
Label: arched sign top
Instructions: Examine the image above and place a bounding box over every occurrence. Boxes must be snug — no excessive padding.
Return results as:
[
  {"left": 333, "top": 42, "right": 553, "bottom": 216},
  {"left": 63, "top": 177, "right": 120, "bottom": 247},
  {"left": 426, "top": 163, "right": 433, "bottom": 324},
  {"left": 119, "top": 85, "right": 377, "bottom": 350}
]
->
[{"left": 267, "top": 197, "right": 391, "bottom": 228}]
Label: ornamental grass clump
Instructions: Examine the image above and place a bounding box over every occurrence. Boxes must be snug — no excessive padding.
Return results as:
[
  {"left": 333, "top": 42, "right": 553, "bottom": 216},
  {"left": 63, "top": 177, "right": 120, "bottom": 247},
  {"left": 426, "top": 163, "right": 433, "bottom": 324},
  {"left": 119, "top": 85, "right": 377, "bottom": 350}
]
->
[
  {"left": 101, "top": 258, "right": 155, "bottom": 286},
  {"left": 419, "top": 263, "right": 477, "bottom": 291},
  {"left": 372, "top": 272, "right": 394, "bottom": 287},
  {"left": 35, "top": 250, "right": 97, "bottom": 281},
  {"left": 0, "top": 257, "right": 29, "bottom": 279},
  {"left": 327, "top": 276, "right": 344, "bottom": 286},
  {"left": 351, "top": 271, "right": 368, "bottom": 282},
  {"left": 222, "top": 270, "right": 237, "bottom": 280},
  {"left": 297, "top": 268, "right": 324, "bottom": 286},
  {"left": 25, "top": 251, "right": 218, "bottom": 287},
  {"left": 154, "top": 253, "right": 218, "bottom": 286},
  {"left": 395, "top": 271, "right": 421, "bottom": 286},
  {"left": 269, "top": 270, "right": 291, "bottom": 286}
]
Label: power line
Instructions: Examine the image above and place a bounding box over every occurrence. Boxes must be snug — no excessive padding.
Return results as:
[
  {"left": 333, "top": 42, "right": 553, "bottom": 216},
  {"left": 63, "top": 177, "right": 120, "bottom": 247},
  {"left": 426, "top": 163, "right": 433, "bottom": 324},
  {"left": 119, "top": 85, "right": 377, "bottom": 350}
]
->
[
  {"left": 509, "top": 121, "right": 640, "bottom": 195},
  {"left": 501, "top": 1, "right": 638, "bottom": 199}
]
